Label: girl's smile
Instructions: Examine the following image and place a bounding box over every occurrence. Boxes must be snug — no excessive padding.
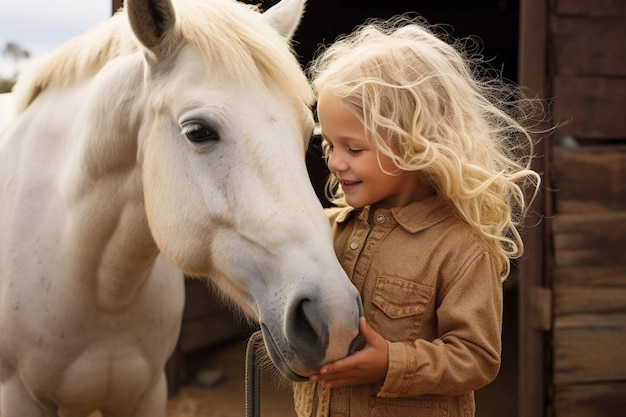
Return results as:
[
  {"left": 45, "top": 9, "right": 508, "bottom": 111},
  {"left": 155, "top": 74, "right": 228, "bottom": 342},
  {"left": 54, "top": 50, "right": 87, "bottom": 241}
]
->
[{"left": 338, "top": 179, "right": 361, "bottom": 193}]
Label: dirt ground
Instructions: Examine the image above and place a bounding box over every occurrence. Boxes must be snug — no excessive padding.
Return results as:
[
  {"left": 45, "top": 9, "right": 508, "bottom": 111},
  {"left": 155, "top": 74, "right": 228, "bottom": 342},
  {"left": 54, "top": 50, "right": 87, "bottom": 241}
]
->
[
  {"left": 166, "top": 338, "right": 296, "bottom": 417},
  {"left": 166, "top": 287, "right": 518, "bottom": 417}
]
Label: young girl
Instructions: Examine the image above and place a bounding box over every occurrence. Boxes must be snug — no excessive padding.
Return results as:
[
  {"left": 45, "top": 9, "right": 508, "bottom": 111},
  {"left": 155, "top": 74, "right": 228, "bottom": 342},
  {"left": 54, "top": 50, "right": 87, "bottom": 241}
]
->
[{"left": 293, "top": 16, "right": 544, "bottom": 417}]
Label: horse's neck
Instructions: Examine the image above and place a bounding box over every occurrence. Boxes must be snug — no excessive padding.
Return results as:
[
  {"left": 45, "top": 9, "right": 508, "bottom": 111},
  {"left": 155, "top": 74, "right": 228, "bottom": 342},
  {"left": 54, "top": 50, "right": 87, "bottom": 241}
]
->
[
  {"left": 67, "top": 166, "right": 159, "bottom": 274},
  {"left": 59, "top": 73, "right": 161, "bottom": 311}
]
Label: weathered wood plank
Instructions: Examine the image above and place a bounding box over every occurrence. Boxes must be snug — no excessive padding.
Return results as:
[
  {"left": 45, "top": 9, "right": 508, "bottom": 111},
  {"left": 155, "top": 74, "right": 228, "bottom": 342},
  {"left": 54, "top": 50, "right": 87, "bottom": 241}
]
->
[
  {"left": 552, "top": 212, "right": 626, "bottom": 266},
  {"left": 554, "top": 383, "right": 626, "bottom": 417},
  {"left": 555, "top": 199, "right": 626, "bottom": 214},
  {"left": 554, "top": 265, "right": 626, "bottom": 287},
  {"left": 547, "top": 2, "right": 626, "bottom": 417},
  {"left": 555, "top": 287, "right": 626, "bottom": 316},
  {"left": 553, "top": 314, "right": 626, "bottom": 384},
  {"left": 551, "top": 16, "right": 626, "bottom": 76},
  {"left": 552, "top": 147, "right": 626, "bottom": 213},
  {"left": 554, "top": 0, "right": 626, "bottom": 17},
  {"left": 553, "top": 77, "right": 626, "bottom": 139}
]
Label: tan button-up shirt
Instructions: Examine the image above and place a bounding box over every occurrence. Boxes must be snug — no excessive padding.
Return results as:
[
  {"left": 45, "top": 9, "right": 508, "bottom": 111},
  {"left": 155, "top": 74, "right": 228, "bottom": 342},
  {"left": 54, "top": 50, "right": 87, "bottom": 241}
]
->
[{"left": 294, "top": 196, "right": 502, "bottom": 417}]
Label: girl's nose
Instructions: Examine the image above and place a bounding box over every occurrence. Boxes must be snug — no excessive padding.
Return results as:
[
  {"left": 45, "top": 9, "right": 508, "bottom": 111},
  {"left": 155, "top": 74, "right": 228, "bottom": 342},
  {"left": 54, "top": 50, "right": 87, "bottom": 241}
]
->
[{"left": 327, "top": 153, "right": 347, "bottom": 172}]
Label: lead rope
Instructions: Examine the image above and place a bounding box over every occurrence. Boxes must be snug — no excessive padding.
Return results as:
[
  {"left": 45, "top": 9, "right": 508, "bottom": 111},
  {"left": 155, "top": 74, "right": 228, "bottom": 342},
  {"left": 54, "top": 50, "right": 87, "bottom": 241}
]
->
[{"left": 245, "top": 330, "right": 264, "bottom": 417}]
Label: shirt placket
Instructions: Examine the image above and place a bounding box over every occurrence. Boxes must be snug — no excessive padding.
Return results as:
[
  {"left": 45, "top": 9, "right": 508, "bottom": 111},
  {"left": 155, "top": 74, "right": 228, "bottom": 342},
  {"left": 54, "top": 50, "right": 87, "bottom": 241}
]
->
[
  {"left": 339, "top": 212, "right": 371, "bottom": 294},
  {"left": 357, "top": 211, "right": 394, "bottom": 319}
]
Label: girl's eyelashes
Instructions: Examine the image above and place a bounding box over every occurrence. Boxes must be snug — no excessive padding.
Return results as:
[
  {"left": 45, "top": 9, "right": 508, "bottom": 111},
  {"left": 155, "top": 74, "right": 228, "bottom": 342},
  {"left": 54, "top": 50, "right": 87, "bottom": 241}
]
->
[{"left": 322, "top": 137, "right": 364, "bottom": 154}]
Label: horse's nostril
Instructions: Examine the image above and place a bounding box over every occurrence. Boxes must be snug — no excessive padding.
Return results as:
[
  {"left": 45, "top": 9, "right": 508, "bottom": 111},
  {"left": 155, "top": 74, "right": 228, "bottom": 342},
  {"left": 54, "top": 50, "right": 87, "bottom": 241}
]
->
[
  {"left": 286, "top": 297, "right": 328, "bottom": 370},
  {"left": 295, "top": 299, "right": 318, "bottom": 347},
  {"left": 293, "top": 298, "right": 328, "bottom": 350}
]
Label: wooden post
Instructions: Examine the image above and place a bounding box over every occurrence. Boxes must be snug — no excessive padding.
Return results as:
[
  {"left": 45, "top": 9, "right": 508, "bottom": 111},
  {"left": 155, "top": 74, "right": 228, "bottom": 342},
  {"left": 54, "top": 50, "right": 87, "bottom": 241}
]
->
[{"left": 517, "top": 0, "right": 551, "bottom": 417}]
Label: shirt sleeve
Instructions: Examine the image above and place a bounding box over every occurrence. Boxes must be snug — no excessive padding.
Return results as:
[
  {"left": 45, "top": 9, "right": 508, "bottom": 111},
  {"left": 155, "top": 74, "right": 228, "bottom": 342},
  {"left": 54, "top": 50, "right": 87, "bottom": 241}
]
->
[{"left": 377, "top": 251, "right": 503, "bottom": 398}]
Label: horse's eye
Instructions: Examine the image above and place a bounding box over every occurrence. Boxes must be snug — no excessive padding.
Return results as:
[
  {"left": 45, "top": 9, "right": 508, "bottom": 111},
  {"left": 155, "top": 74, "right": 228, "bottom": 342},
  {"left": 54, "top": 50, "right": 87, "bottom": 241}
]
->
[{"left": 182, "top": 122, "right": 219, "bottom": 143}]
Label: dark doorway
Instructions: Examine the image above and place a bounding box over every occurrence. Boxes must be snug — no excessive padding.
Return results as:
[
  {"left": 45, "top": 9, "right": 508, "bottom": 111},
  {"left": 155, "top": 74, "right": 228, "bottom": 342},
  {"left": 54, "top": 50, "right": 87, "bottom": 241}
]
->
[{"left": 253, "top": 0, "right": 520, "bottom": 83}]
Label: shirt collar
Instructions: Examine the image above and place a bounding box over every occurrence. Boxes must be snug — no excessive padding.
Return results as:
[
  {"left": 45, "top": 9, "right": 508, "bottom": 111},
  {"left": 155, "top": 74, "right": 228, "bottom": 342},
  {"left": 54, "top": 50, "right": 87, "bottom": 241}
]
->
[{"left": 335, "top": 196, "right": 455, "bottom": 233}]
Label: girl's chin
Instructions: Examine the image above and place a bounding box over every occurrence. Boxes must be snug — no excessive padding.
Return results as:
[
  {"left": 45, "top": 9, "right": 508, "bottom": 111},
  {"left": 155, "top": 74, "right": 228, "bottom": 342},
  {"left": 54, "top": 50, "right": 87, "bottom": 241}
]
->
[{"left": 344, "top": 197, "right": 367, "bottom": 209}]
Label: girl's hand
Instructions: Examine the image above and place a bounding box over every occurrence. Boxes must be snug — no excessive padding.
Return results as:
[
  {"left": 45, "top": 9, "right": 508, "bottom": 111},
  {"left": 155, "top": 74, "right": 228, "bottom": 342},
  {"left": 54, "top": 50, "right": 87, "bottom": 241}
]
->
[{"left": 309, "top": 317, "right": 388, "bottom": 388}]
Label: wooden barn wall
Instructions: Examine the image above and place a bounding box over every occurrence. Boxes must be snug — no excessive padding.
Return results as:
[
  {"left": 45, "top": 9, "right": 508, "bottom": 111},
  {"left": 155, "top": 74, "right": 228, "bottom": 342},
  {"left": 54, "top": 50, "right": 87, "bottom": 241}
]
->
[{"left": 547, "top": 0, "right": 626, "bottom": 416}]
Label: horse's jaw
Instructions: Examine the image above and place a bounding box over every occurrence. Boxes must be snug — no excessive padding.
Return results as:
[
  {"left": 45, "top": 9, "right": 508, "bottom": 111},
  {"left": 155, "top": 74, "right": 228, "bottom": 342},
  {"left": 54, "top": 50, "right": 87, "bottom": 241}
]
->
[
  {"left": 260, "top": 316, "right": 362, "bottom": 382},
  {"left": 260, "top": 324, "right": 310, "bottom": 382},
  {"left": 252, "top": 272, "right": 362, "bottom": 380},
  {"left": 261, "top": 324, "right": 308, "bottom": 382}
]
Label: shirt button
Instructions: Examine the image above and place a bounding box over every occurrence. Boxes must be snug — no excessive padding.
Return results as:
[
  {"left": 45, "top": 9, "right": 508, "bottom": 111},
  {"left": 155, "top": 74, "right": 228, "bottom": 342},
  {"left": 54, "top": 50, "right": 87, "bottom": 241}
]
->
[
  {"left": 350, "top": 241, "right": 359, "bottom": 250},
  {"left": 376, "top": 214, "right": 385, "bottom": 223}
]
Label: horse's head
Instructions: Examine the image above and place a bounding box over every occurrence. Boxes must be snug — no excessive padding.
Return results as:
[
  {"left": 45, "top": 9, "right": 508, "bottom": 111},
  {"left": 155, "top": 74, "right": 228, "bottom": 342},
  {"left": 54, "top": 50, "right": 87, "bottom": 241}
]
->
[{"left": 125, "top": 0, "right": 361, "bottom": 380}]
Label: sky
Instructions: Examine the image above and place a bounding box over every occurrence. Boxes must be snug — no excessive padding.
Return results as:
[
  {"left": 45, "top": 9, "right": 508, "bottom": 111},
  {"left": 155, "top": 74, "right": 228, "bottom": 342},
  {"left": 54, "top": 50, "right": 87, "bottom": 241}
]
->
[{"left": 0, "top": 0, "right": 113, "bottom": 78}]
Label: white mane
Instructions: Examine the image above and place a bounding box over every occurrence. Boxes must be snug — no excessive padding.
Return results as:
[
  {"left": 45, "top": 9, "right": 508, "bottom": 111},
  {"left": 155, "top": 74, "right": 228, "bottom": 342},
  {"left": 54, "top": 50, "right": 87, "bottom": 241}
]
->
[{"left": 13, "top": 0, "right": 313, "bottom": 114}]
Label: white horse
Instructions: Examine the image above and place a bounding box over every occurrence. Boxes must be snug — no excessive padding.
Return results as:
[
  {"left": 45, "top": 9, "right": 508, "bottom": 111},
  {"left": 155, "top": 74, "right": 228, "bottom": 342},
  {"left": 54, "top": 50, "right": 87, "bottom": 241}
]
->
[{"left": 0, "top": 0, "right": 362, "bottom": 415}]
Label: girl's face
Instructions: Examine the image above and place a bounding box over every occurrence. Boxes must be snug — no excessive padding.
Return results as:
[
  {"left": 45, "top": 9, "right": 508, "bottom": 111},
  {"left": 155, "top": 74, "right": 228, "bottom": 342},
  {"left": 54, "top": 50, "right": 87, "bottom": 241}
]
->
[{"left": 318, "top": 91, "right": 433, "bottom": 210}]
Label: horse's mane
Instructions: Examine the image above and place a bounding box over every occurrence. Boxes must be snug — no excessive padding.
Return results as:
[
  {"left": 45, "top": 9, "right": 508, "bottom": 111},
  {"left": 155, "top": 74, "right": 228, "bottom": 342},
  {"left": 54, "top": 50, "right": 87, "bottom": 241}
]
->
[
  {"left": 12, "top": 12, "right": 138, "bottom": 114},
  {"left": 13, "top": 0, "right": 313, "bottom": 114}
]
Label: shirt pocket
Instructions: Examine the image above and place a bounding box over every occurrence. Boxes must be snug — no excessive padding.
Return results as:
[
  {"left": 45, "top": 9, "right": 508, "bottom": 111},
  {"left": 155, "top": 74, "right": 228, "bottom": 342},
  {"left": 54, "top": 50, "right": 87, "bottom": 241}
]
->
[{"left": 371, "top": 275, "right": 434, "bottom": 341}]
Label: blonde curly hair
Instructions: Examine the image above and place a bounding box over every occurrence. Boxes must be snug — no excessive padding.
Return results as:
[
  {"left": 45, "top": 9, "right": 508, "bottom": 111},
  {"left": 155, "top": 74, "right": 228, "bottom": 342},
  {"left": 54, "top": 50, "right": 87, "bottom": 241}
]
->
[{"left": 308, "top": 16, "right": 546, "bottom": 279}]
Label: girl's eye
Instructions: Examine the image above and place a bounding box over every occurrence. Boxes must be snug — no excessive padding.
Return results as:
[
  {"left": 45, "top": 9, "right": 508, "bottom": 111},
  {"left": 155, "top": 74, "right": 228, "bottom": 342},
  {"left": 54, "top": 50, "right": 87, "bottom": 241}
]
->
[{"left": 347, "top": 147, "right": 362, "bottom": 155}]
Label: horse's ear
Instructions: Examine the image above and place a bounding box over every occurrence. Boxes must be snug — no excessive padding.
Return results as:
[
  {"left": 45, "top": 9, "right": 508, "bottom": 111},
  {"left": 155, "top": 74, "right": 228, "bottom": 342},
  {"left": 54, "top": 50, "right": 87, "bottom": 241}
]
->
[
  {"left": 263, "top": 0, "right": 307, "bottom": 40},
  {"left": 126, "top": 0, "right": 176, "bottom": 56}
]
